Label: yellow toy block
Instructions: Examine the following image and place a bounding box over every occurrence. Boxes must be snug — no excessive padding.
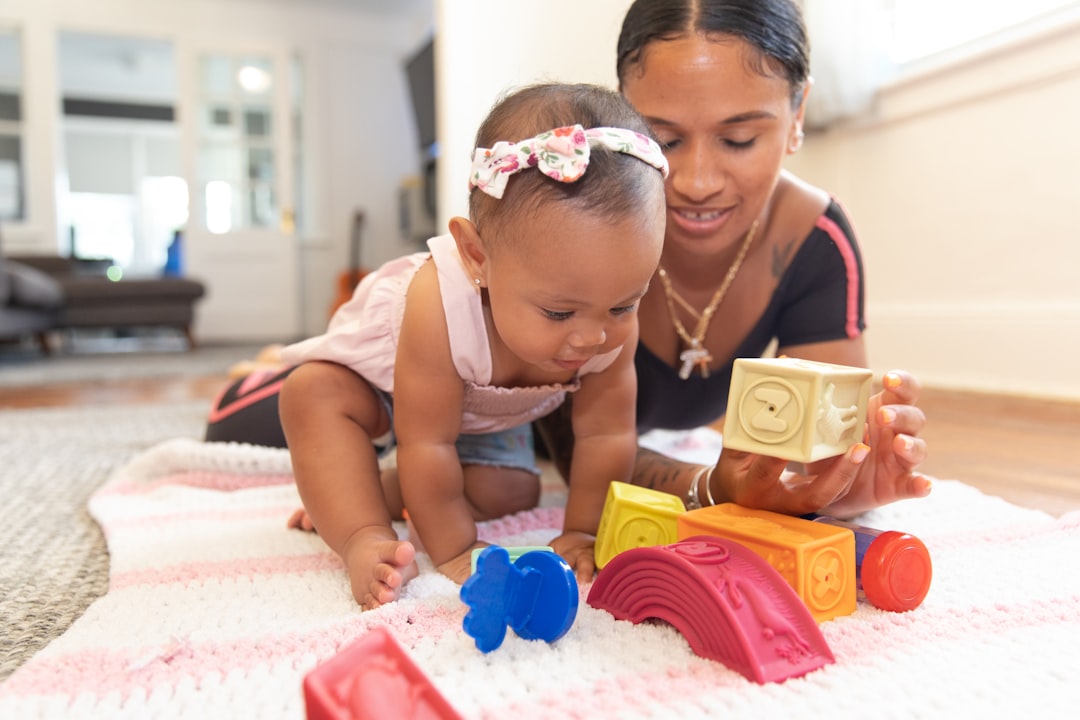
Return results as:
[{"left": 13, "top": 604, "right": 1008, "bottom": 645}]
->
[
  {"left": 677, "top": 503, "right": 856, "bottom": 623},
  {"left": 595, "top": 481, "right": 685, "bottom": 569},
  {"left": 723, "top": 357, "right": 872, "bottom": 463}
]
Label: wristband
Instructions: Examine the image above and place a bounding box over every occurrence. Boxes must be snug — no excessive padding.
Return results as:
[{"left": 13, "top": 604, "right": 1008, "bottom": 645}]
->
[{"left": 685, "top": 464, "right": 715, "bottom": 510}]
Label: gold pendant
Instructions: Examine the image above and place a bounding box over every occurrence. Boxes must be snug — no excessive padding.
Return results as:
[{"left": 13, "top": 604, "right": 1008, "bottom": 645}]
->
[{"left": 678, "top": 345, "right": 712, "bottom": 380}]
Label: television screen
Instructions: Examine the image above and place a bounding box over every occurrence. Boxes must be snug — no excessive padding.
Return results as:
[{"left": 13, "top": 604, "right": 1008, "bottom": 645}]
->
[{"left": 405, "top": 37, "right": 436, "bottom": 152}]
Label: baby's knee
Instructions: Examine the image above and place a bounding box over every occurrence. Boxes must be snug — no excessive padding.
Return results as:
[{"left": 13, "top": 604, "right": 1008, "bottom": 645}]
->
[{"left": 464, "top": 465, "right": 541, "bottom": 520}]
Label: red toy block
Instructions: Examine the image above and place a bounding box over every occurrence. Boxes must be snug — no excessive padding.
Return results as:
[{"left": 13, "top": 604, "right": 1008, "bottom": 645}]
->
[
  {"left": 587, "top": 536, "right": 834, "bottom": 684},
  {"left": 304, "top": 626, "right": 463, "bottom": 720}
]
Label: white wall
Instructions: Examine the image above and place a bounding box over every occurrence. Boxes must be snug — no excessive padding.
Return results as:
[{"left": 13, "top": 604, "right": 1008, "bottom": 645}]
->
[
  {"left": 434, "top": 1, "right": 1080, "bottom": 400},
  {"left": 433, "top": 0, "right": 633, "bottom": 225},
  {"left": 785, "top": 18, "right": 1080, "bottom": 400}
]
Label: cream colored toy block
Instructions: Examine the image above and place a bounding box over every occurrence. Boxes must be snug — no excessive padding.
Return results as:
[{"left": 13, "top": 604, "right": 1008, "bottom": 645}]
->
[
  {"left": 723, "top": 358, "right": 872, "bottom": 463},
  {"left": 594, "top": 481, "right": 685, "bottom": 569}
]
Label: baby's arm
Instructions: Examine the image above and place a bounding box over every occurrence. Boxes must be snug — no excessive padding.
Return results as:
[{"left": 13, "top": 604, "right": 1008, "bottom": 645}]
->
[
  {"left": 393, "top": 261, "right": 484, "bottom": 584},
  {"left": 550, "top": 331, "right": 639, "bottom": 583}
]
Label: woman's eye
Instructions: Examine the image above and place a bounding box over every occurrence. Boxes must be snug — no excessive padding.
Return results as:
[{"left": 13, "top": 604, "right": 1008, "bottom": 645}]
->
[
  {"left": 657, "top": 138, "right": 679, "bottom": 151},
  {"left": 724, "top": 137, "right": 756, "bottom": 150},
  {"left": 543, "top": 309, "right": 574, "bottom": 321}
]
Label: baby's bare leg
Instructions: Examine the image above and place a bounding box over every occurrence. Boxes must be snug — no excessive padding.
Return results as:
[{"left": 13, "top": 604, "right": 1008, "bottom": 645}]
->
[
  {"left": 280, "top": 361, "right": 417, "bottom": 609},
  {"left": 463, "top": 465, "right": 541, "bottom": 520}
]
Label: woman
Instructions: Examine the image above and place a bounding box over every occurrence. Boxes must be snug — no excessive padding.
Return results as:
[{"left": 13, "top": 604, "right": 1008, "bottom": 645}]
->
[{"left": 538, "top": 0, "right": 929, "bottom": 519}]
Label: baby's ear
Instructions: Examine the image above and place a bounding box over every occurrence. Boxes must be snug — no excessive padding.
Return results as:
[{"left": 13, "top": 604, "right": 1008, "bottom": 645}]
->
[{"left": 449, "top": 216, "right": 489, "bottom": 284}]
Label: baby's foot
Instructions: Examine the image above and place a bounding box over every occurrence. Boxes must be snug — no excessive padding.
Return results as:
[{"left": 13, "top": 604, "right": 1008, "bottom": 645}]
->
[
  {"left": 343, "top": 527, "right": 418, "bottom": 610},
  {"left": 286, "top": 507, "right": 317, "bottom": 532}
]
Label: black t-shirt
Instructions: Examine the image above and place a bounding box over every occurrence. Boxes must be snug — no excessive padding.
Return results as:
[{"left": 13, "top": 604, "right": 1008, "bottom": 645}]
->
[{"left": 635, "top": 199, "right": 866, "bottom": 432}]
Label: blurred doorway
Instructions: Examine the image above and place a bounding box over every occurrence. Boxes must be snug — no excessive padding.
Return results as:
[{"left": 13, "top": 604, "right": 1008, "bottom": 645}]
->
[{"left": 181, "top": 47, "right": 301, "bottom": 341}]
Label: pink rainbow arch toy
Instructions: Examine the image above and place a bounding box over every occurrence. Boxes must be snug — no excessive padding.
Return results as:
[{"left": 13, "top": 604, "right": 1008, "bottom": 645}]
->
[{"left": 587, "top": 535, "right": 835, "bottom": 684}]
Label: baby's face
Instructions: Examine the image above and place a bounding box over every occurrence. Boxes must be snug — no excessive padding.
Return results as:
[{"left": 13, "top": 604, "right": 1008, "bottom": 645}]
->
[{"left": 482, "top": 198, "right": 665, "bottom": 380}]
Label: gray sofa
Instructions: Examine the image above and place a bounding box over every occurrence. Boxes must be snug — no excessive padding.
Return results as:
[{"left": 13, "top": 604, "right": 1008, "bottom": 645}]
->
[
  {"left": 0, "top": 250, "right": 64, "bottom": 352},
  {"left": 10, "top": 255, "right": 207, "bottom": 349}
]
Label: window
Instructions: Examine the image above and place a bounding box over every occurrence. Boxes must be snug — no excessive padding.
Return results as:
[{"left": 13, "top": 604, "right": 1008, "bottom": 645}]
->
[
  {"left": 0, "top": 29, "right": 24, "bottom": 222},
  {"left": 197, "top": 54, "right": 277, "bottom": 233},
  {"left": 889, "top": 0, "right": 1080, "bottom": 65}
]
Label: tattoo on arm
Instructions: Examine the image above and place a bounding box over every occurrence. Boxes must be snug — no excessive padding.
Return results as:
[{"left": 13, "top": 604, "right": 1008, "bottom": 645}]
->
[
  {"left": 771, "top": 238, "right": 798, "bottom": 280},
  {"left": 633, "top": 446, "right": 690, "bottom": 495}
]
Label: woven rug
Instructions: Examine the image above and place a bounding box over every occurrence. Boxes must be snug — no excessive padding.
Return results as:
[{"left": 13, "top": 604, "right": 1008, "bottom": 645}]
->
[
  {"left": 2, "top": 429, "right": 1079, "bottom": 719},
  {"left": 0, "top": 401, "right": 212, "bottom": 681},
  {"left": 0, "top": 340, "right": 266, "bottom": 388}
]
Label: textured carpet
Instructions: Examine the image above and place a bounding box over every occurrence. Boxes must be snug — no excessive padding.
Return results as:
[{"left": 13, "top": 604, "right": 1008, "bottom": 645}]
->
[
  {"left": 0, "top": 340, "right": 266, "bottom": 388},
  {"left": 0, "top": 401, "right": 212, "bottom": 681},
  {"left": 3, "top": 430, "right": 1080, "bottom": 718}
]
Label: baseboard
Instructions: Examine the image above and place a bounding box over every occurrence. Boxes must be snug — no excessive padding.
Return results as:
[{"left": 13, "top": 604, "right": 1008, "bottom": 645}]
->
[{"left": 866, "top": 302, "right": 1080, "bottom": 402}]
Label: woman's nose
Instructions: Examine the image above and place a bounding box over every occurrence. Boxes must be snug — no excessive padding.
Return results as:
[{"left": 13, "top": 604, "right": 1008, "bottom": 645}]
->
[{"left": 669, "top": 141, "right": 724, "bottom": 202}]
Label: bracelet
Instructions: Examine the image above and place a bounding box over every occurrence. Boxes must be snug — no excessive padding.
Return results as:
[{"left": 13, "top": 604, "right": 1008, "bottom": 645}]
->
[{"left": 686, "top": 464, "right": 716, "bottom": 510}]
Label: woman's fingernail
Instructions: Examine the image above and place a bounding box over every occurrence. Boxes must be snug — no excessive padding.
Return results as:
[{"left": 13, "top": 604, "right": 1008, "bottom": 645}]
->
[
  {"left": 900, "top": 435, "right": 915, "bottom": 454},
  {"left": 850, "top": 443, "right": 871, "bottom": 464},
  {"left": 884, "top": 372, "right": 902, "bottom": 389},
  {"left": 879, "top": 407, "right": 896, "bottom": 425}
]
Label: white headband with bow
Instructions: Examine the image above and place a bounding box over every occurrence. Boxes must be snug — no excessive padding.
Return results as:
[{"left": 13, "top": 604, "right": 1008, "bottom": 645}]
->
[{"left": 468, "top": 124, "right": 669, "bottom": 199}]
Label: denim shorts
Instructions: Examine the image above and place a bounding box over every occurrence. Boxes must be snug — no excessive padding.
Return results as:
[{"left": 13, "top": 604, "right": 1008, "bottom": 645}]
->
[{"left": 372, "top": 388, "right": 539, "bottom": 476}]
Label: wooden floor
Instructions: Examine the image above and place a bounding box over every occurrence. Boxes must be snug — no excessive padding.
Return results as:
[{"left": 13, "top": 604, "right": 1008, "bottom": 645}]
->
[{"left": 5, "top": 373, "right": 1080, "bottom": 517}]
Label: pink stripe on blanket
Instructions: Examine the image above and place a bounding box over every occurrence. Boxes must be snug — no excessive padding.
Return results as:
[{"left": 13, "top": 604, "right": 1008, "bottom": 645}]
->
[
  {"left": 100, "top": 471, "right": 295, "bottom": 497},
  {"left": 2, "top": 603, "right": 464, "bottom": 702},
  {"left": 109, "top": 551, "right": 344, "bottom": 590},
  {"left": 477, "top": 506, "right": 563, "bottom": 541}
]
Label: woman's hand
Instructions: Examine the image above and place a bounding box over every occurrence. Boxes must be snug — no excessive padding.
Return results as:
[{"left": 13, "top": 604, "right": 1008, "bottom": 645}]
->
[
  {"left": 820, "top": 369, "right": 931, "bottom": 517},
  {"left": 549, "top": 530, "right": 597, "bottom": 585},
  {"left": 713, "top": 370, "right": 931, "bottom": 518}
]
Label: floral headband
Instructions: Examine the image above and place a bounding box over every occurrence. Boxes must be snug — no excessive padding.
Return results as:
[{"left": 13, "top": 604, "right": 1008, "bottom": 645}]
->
[{"left": 468, "top": 124, "right": 669, "bottom": 199}]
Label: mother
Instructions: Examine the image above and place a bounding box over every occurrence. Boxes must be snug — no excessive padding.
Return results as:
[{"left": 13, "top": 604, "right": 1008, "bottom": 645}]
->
[{"left": 538, "top": 0, "right": 930, "bottom": 518}]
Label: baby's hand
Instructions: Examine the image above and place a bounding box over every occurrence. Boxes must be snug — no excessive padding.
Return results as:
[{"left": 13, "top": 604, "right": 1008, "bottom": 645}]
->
[
  {"left": 436, "top": 541, "right": 489, "bottom": 586},
  {"left": 549, "top": 531, "right": 597, "bottom": 585}
]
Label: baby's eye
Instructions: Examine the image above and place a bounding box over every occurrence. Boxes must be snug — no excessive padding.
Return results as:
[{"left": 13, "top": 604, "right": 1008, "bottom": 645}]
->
[
  {"left": 542, "top": 309, "right": 574, "bottom": 321},
  {"left": 610, "top": 303, "right": 638, "bottom": 316}
]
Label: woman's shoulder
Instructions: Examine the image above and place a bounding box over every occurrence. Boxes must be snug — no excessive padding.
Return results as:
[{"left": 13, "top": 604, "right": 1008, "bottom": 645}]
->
[
  {"left": 771, "top": 172, "right": 859, "bottom": 251},
  {"left": 774, "top": 171, "right": 831, "bottom": 231}
]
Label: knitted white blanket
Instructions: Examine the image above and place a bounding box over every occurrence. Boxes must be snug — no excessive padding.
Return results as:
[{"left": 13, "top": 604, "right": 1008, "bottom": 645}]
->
[{"left": 3, "top": 431, "right": 1079, "bottom": 719}]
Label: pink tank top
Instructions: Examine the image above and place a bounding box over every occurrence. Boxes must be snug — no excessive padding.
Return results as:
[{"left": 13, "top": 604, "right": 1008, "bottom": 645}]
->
[{"left": 281, "top": 235, "right": 620, "bottom": 433}]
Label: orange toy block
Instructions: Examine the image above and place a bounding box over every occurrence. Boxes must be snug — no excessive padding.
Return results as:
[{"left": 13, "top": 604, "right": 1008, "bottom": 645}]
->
[
  {"left": 677, "top": 503, "right": 856, "bottom": 623},
  {"left": 723, "top": 357, "right": 872, "bottom": 463},
  {"left": 595, "top": 481, "right": 685, "bottom": 569}
]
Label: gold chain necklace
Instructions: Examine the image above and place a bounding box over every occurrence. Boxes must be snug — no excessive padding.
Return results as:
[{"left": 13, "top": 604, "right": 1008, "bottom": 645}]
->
[{"left": 657, "top": 220, "right": 759, "bottom": 380}]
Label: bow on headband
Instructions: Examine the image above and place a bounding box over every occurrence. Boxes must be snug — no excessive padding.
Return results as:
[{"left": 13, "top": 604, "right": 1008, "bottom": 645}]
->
[{"left": 468, "top": 124, "right": 669, "bottom": 199}]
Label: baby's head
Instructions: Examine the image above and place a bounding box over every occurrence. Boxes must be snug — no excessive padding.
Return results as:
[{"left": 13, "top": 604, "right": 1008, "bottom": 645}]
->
[{"left": 467, "top": 83, "right": 668, "bottom": 245}]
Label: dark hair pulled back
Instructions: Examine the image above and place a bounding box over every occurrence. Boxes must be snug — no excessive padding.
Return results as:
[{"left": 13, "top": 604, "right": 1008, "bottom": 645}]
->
[{"left": 616, "top": 0, "right": 809, "bottom": 103}]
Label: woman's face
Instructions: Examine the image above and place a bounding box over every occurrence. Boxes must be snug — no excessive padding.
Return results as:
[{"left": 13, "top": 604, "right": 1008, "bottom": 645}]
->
[{"left": 621, "top": 33, "right": 804, "bottom": 258}]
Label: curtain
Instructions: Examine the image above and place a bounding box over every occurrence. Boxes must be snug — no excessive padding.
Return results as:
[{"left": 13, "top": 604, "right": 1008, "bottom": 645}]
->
[{"left": 802, "top": 0, "right": 896, "bottom": 130}]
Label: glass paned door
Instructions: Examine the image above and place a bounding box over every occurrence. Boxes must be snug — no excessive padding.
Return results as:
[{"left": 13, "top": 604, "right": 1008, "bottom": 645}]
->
[
  {"left": 196, "top": 54, "right": 277, "bottom": 233},
  {"left": 183, "top": 46, "right": 300, "bottom": 342}
]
